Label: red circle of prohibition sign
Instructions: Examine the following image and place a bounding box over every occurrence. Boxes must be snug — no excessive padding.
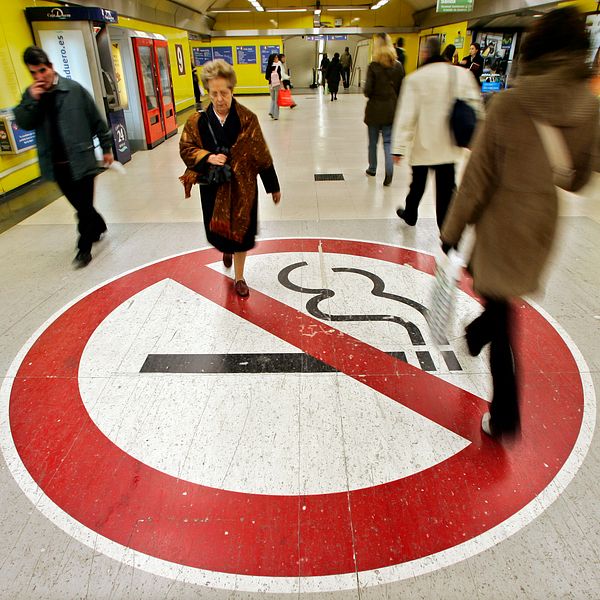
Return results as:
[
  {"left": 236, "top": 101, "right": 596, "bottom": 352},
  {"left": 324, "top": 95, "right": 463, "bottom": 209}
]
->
[{"left": 6, "top": 238, "right": 591, "bottom": 579}]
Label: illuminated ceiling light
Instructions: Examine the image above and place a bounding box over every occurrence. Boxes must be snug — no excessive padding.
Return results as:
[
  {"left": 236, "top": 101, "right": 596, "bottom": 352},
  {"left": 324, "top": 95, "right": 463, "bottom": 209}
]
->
[
  {"left": 265, "top": 7, "right": 308, "bottom": 11},
  {"left": 247, "top": 0, "right": 265, "bottom": 10},
  {"left": 371, "top": 0, "right": 389, "bottom": 8}
]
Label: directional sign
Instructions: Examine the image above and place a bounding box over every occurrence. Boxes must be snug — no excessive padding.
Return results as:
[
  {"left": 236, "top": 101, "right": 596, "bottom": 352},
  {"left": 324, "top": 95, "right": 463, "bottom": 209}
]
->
[{"left": 0, "top": 239, "right": 594, "bottom": 593}]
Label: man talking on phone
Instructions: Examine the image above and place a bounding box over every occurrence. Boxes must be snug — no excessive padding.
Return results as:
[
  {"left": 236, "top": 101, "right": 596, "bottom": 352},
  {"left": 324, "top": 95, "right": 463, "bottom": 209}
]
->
[{"left": 14, "top": 46, "right": 113, "bottom": 267}]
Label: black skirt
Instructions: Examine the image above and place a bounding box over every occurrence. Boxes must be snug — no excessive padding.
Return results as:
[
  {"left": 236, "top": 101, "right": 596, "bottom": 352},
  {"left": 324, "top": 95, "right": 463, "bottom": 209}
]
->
[{"left": 199, "top": 184, "right": 258, "bottom": 253}]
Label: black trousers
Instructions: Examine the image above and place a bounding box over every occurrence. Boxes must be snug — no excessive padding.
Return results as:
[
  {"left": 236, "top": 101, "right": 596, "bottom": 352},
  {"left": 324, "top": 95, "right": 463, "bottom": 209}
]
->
[
  {"left": 342, "top": 67, "right": 351, "bottom": 88},
  {"left": 404, "top": 164, "right": 456, "bottom": 230},
  {"left": 467, "top": 297, "right": 520, "bottom": 435},
  {"left": 282, "top": 79, "right": 291, "bottom": 90},
  {"left": 54, "top": 165, "right": 106, "bottom": 254}
]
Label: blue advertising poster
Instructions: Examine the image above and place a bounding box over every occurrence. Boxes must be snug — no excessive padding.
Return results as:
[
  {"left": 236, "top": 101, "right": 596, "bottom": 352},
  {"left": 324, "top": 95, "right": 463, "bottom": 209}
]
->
[
  {"left": 11, "top": 121, "right": 36, "bottom": 151},
  {"left": 260, "top": 45, "right": 281, "bottom": 72},
  {"left": 481, "top": 80, "right": 503, "bottom": 93},
  {"left": 192, "top": 47, "right": 213, "bottom": 66},
  {"left": 213, "top": 46, "right": 233, "bottom": 65},
  {"left": 236, "top": 46, "right": 257, "bottom": 65}
]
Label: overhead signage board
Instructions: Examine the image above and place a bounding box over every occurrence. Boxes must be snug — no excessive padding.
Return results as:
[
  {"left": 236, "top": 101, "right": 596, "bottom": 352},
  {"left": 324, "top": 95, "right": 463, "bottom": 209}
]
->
[
  {"left": 26, "top": 6, "right": 118, "bottom": 23},
  {"left": 436, "top": 0, "right": 474, "bottom": 13},
  {"left": 306, "top": 35, "right": 348, "bottom": 41}
]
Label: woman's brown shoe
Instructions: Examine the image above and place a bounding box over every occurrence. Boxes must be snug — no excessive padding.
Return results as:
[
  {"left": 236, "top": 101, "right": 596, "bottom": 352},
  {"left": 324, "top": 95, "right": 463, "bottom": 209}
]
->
[
  {"left": 234, "top": 279, "right": 249, "bottom": 297},
  {"left": 223, "top": 253, "right": 233, "bottom": 268}
]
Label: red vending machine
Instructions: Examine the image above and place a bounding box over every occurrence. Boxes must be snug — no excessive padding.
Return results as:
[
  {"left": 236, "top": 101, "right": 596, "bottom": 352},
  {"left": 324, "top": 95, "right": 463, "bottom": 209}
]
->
[{"left": 132, "top": 37, "right": 177, "bottom": 148}]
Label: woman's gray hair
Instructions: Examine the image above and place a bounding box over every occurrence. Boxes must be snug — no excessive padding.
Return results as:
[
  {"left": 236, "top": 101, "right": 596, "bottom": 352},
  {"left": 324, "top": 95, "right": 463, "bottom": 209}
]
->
[{"left": 200, "top": 59, "right": 237, "bottom": 91}]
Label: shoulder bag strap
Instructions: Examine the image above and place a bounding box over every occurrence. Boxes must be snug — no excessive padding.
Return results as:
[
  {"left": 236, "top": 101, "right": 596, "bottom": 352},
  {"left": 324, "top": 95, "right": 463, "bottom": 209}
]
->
[{"left": 532, "top": 120, "right": 575, "bottom": 188}]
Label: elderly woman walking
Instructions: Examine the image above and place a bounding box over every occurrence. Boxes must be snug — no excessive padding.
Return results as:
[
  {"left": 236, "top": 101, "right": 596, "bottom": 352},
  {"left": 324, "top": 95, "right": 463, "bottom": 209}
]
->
[
  {"left": 364, "top": 33, "right": 404, "bottom": 186},
  {"left": 441, "top": 7, "right": 599, "bottom": 439},
  {"left": 179, "top": 59, "right": 281, "bottom": 297}
]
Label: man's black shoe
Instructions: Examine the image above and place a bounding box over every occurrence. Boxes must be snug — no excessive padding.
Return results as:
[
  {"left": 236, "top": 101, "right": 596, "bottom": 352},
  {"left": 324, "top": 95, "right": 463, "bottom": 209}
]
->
[
  {"left": 396, "top": 208, "right": 417, "bottom": 226},
  {"left": 73, "top": 251, "right": 92, "bottom": 268}
]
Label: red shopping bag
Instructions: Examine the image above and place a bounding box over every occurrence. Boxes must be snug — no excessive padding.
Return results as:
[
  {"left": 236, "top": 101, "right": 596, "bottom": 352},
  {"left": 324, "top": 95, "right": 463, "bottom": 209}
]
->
[{"left": 277, "top": 88, "right": 295, "bottom": 107}]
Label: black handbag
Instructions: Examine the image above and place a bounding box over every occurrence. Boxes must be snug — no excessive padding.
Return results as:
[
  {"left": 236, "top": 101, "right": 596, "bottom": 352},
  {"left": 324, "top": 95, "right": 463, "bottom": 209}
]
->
[
  {"left": 448, "top": 67, "right": 477, "bottom": 148},
  {"left": 197, "top": 112, "right": 232, "bottom": 186}
]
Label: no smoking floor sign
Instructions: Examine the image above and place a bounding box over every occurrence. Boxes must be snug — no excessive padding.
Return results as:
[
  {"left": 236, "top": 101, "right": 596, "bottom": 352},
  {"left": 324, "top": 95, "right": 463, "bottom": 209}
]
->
[{"left": 0, "top": 238, "right": 595, "bottom": 593}]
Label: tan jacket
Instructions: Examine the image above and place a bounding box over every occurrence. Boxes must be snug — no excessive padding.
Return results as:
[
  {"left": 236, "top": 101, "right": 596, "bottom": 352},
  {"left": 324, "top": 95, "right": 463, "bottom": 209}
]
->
[{"left": 442, "top": 55, "right": 599, "bottom": 298}]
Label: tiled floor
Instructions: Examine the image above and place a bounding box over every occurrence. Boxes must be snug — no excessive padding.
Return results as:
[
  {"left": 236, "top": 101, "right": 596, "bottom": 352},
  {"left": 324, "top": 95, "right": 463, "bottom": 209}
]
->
[{"left": 0, "top": 92, "right": 599, "bottom": 599}]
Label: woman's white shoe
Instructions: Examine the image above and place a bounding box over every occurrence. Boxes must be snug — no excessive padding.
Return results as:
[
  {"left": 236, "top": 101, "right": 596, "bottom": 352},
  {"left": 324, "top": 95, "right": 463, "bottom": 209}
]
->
[{"left": 481, "top": 412, "right": 493, "bottom": 436}]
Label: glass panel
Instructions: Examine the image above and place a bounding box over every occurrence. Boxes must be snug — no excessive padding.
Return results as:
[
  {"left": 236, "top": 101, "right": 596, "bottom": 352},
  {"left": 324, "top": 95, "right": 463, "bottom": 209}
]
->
[
  {"left": 138, "top": 45, "right": 157, "bottom": 110},
  {"left": 111, "top": 42, "right": 128, "bottom": 109},
  {"left": 156, "top": 46, "right": 173, "bottom": 106}
]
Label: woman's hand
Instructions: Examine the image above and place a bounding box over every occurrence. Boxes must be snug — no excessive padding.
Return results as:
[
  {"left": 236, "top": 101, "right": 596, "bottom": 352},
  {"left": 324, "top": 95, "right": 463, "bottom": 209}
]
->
[
  {"left": 272, "top": 191, "right": 281, "bottom": 204},
  {"left": 207, "top": 153, "right": 228, "bottom": 166}
]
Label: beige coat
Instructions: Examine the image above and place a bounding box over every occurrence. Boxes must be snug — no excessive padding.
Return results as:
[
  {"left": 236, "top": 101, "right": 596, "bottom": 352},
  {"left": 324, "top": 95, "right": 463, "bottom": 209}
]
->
[
  {"left": 391, "top": 61, "right": 482, "bottom": 165},
  {"left": 441, "top": 54, "right": 599, "bottom": 298}
]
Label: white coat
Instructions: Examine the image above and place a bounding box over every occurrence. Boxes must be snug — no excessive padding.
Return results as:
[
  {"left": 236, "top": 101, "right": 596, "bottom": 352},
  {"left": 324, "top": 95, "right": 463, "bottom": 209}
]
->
[{"left": 391, "top": 61, "right": 482, "bottom": 166}]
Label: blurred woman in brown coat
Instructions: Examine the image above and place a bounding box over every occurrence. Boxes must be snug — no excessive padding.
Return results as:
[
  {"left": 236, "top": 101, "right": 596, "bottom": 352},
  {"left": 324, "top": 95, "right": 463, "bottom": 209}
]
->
[{"left": 441, "top": 7, "right": 599, "bottom": 439}]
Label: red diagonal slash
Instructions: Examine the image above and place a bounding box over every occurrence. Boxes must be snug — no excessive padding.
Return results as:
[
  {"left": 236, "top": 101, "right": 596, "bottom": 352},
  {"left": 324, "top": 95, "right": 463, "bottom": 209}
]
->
[{"left": 172, "top": 264, "right": 489, "bottom": 443}]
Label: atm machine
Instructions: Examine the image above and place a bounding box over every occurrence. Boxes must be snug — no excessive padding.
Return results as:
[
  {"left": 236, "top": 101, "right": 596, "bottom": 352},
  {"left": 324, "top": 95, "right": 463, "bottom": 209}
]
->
[
  {"left": 108, "top": 29, "right": 178, "bottom": 150},
  {"left": 25, "top": 6, "right": 132, "bottom": 164}
]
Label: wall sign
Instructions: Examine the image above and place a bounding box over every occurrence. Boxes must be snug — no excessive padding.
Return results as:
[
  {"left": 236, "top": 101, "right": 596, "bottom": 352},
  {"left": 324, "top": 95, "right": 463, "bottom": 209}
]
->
[
  {"left": 175, "top": 44, "right": 186, "bottom": 75},
  {"left": 236, "top": 46, "right": 257, "bottom": 65},
  {"left": 212, "top": 46, "right": 233, "bottom": 65},
  {"left": 0, "top": 113, "right": 36, "bottom": 154},
  {"left": 260, "top": 45, "right": 281, "bottom": 72},
  {"left": 192, "top": 47, "right": 213, "bottom": 66},
  {"left": 37, "top": 29, "right": 95, "bottom": 99}
]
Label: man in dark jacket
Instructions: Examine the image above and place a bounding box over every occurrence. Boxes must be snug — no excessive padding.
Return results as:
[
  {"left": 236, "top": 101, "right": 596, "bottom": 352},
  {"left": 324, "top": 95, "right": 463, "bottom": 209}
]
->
[{"left": 14, "top": 46, "right": 113, "bottom": 267}]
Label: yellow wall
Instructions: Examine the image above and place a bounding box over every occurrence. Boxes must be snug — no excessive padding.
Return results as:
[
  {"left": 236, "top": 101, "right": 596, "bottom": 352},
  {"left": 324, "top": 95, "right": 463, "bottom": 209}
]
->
[
  {"left": 419, "top": 21, "right": 471, "bottom": 62},
  {"left": 559, "top": 0, "right": 598, "bottom": 12},
  {"left": 191, "top": 36, "right": 284, "bottom": 94},
  {"left": 115, "top": 16, "right": 195, "bottom": 112},
  {"left": 0, "top": 0, "right": 60, "bottom": 194}
]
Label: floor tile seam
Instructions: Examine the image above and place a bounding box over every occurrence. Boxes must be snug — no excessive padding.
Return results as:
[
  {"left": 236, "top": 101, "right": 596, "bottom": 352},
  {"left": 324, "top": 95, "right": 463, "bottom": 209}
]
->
[
  {"left": 545, "top": 495, "right": 600, "bottom": 573},
  {"left": 218, "top": 388, "right": 254, "bottom": 491},
  {"left": 332, "top": 372, "right": 361, "bottom": 592}
]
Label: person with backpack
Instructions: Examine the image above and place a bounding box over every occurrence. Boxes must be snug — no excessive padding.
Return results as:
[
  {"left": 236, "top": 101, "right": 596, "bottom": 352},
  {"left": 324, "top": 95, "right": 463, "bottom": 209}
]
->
[
  {"left": 441, "top": 7, "right": 600, "bottom": 439},
  {"left": 265, "top": 53, "right": 282, "bottom": 120}
]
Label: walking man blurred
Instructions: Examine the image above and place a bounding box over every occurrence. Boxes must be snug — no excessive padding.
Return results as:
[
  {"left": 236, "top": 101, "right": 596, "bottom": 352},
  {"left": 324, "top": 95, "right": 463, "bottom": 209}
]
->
[
  {"left": 14, "top": 46, "right": 113, "bottom": 267},
  {"left": 392, "top": 37, "right": 481, "bottom": 229},
  {"left": 340, "top": 47, "right": 353, "bottom": 89}
]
